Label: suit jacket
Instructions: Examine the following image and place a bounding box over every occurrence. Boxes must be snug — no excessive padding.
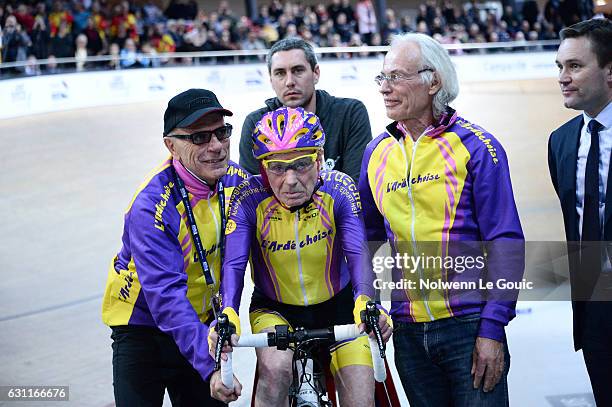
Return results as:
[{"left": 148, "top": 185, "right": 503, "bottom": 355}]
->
[{"left": 548, "top": 114, "right": 612, "bottom": 350}]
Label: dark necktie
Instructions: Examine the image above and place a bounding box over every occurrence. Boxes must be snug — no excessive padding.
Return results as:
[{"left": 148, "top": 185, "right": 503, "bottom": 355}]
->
[{"left": 582, "top": 119, "right": 603, "bottom": 241}]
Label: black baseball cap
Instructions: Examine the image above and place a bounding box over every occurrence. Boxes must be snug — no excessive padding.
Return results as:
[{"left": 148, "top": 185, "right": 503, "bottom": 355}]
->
[{"left": 163, "top": 89, "right": 233, "bottom": 136}]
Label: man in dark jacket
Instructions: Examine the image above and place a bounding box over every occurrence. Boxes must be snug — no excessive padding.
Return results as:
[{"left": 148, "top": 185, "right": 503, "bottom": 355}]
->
[
  {"left": 548, "top": 19, "right": 612, "bottom": 406},
  {"left": 238, "top": 37, "right": 372, "bottom": 182}
]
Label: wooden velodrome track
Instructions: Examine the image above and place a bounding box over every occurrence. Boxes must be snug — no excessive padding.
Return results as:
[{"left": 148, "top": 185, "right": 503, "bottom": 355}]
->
[{"left": 0, "top": 77, "right": 591, "bottom": 407}]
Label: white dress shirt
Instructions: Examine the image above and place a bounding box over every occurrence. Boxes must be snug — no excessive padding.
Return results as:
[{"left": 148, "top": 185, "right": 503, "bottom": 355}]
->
[{"left": 576, "top": 102, "right": 612, "bottom": 239}]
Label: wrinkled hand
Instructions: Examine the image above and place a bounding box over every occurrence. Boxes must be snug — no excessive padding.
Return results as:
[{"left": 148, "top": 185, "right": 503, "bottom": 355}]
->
[
  {"left": 471, "top": 337, "right": 504, "bottom": 392},
  {"left": 359, "top": 313, "right": 393, "bottom": 343},
  {"left": 210, "top": 370, "right": 242, "bottom": 403}
]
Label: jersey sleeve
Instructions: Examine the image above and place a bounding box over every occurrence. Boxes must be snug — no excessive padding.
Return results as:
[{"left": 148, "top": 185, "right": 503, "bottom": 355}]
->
[
  {"left": 221, "top": 179, "right": 256, "bottom": 311},
  {"left": 468, "top": 134, "right": 525, "bottom": 342},
  {"left": 127, "top": 192, "right": 215, "bottom": 381},
  {"left": 333, "top": 173, "right": 375, "bottom": 300}
]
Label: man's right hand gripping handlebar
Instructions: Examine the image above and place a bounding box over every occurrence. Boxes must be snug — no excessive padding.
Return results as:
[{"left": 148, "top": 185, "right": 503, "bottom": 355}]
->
[
  {"left": 208, "top": 307, "right": 241, "bottom": 360},
  {"left": 363, "top": 301, "right": 387, "bottom": 358},
  {"left": 354, "top": 296, "right": 393, "bottom": 382},
  {"left": 354, "top": 295, "right": 393, "bottom": 346},
  {"left": 208, "top": 307, "right": 242, "bottom": 401}
]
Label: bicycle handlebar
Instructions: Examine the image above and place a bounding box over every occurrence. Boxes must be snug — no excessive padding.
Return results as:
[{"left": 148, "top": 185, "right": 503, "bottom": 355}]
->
[{"left": 219, "top": 322, "right": 386, "bottom": 389}]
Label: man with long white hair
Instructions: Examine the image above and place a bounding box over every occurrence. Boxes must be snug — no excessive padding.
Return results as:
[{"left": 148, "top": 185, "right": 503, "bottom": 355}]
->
[{"left": 359, "top": 33, "right": 525, "bottom": 406}]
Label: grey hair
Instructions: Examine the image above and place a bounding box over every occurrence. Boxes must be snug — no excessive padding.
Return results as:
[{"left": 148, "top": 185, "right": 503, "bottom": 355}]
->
[
  {"left": 389, "top": 33, "right": 459, "bottom": 119},
  {"left": 266, "top": 37, "right": 318, "bottom": 73}
]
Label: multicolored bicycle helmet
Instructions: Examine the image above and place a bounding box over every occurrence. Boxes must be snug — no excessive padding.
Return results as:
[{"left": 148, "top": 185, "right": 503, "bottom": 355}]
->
[{"left": 252, "top": 107, "right": 325, "bottom": 160}]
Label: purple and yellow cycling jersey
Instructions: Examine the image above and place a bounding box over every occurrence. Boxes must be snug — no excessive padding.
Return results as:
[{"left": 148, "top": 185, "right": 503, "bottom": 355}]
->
[
  {"left": 358, "top": 110, "right": 524, "bottom": 342},
  {"left": 101, "top": 158, "right": 249, "bottom": 380},
  {"left": 221, "top": 170, "right": 375, "bottom": 311}
]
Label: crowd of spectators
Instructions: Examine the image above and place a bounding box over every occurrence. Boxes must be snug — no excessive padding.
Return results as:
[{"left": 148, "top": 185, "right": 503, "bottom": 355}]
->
[{"left": 0, "top": 0, "right": 602, "bottom": 77}]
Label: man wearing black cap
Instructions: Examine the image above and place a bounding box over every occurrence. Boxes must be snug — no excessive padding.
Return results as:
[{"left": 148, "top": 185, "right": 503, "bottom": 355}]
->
[{"left": 102, "top": 89, "right": 249, "bottom": 406}]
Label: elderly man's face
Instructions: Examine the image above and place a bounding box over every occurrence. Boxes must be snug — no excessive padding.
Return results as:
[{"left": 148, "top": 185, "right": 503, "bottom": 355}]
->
[
  {"left": 379, "top": 41, "right": 438, "bottom": 124},
  {"left": 269, "top": 49, "right": 320, "bottom": 110},
  {"left": 556, "top": 37, "right": 612, "bottom": 117},
  {"left": 164, "top": 113, "right": 230, "bottom": 185},
  {"left": 263, "top": 150, "right": 321, "bottom": 208}
]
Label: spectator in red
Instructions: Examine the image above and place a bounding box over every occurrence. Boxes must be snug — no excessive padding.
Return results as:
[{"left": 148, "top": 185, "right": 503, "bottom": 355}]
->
[
  {"left": 110, "top": 3, "right": 137, "bottom": 41},
  {"left": 153, "top": 23, "right": 176, "bottom": 55},
  {"left": 15, "top": 4, "right": 35, "bottom": 34},
  {"left": 91, "top": 1, "right": 110, "bottom": 39},
  {"left": 48, "top": 0, "right": 73, "bottom": 37}
]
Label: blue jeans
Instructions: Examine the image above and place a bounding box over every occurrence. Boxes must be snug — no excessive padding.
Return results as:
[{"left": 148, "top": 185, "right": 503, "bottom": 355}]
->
[{"left": 393, "top": 313, "right": 510, "bottom": 407}]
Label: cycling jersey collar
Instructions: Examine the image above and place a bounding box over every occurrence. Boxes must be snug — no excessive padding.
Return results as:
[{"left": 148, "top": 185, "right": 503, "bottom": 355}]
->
[
  {"left": 389, "top": 107, "right": 458, "bottom": 141},
  {"left": 172, "top": 158, "right": 215, "bottom": 199}
]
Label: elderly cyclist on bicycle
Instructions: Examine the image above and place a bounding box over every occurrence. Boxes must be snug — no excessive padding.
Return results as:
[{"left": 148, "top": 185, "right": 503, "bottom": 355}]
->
[{"left": 210, "top": 107, "right": 392, "bottom": 406}]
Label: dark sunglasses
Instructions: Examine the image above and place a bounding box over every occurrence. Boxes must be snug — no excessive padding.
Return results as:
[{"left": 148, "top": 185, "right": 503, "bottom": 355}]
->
[{"left": 167, "top": 123, "right": 232, "bottom": 145}]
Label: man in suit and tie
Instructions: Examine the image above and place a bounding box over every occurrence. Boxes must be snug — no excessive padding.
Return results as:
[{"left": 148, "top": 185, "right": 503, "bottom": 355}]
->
[{"left": 548, "top": 18, "right": 612, "bottom": 406}]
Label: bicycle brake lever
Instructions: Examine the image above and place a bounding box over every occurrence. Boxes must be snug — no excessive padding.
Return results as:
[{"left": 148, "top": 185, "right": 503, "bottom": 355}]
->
[
  {"left": 363, "top": 301, "right": 386, "bottom": 359},
  {"left": 214, "top": 313, "right": 235, "bottom": 370}
]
